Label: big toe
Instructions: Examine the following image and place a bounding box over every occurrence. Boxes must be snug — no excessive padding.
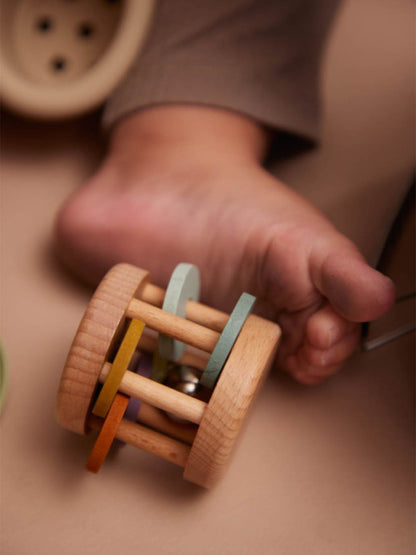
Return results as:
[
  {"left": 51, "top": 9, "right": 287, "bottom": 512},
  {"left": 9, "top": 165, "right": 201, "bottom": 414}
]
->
[{"left": 312, "top": 247, "right": 396, "bottom": 323}]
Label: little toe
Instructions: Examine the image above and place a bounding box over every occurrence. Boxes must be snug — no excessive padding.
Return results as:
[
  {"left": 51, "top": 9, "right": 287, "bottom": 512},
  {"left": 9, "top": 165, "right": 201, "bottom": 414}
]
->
[
  {"left": 306, "top": 303, "right": 356, "bottom": 350},
  {"left": 302, "top": 328, "right": 361, "bottom": 369},
  {"left": 286, "top": 355, "right": 341, "bottom": 385},
  {"left": 293, "top": 370, "right": 341, "bottom": 386},
  {"left": 286, "top": 328, "right": 360, "bottom": 384}
]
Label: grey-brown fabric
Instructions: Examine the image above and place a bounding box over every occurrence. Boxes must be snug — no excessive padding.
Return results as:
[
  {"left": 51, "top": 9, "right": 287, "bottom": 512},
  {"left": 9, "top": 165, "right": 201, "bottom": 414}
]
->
[{"left": 103, "top": 0, "right": 340, "bottom": 152}]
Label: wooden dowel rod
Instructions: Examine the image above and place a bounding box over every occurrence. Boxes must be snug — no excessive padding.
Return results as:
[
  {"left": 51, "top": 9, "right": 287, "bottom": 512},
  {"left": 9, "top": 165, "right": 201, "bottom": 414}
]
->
[
  {"left": 179, "top": 350, "right": 209, "bottom": 371},
  {"left": 137, "top": 404, "right": 197, "bottom": 445},
  {"left": 88, "top": 416, "right": 190, "bottom": 467},
  {"left": 138, "top": 331, "right": 208, "bottom": 371},
  {"left": 140, "top": 283, "right": 165, "bottom": 306},
  {"left": 99, "top": 363, "right": 206, "bottom": 424},
  {"left": 141, "top": 283, "right": 229, "bottom": 332},
  {"left": 186, "top": 302, "right": 228, "bottom": 333},
  {"left": 117, "top": 420, "right": 190, "bottom": 467},
  {"left": 127, "top": 298, "right": 220, "bottom": 353}
]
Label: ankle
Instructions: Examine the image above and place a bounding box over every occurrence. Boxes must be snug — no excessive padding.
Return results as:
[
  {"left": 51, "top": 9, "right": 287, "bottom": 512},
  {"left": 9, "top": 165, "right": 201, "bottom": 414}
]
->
[{"left": 109, "top": 105, "right": 270, "bottom": 167}]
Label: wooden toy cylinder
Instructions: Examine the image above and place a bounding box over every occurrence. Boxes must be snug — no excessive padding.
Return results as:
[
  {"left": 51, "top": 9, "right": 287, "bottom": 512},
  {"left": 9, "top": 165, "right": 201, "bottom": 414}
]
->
[{"left": 55, "top": 263, "right": 281, "bottom": 488}]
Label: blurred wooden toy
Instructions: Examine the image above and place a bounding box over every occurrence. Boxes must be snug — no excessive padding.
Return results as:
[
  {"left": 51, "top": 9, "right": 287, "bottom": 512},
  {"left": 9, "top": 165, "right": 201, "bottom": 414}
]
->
[{"left": 56, "top": 263, "right": 280, "bottom": 488}]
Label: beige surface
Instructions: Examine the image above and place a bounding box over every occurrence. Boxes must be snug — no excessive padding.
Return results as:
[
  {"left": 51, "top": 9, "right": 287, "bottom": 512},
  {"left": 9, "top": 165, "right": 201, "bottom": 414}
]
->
[{"left": 1, "top": 0, "right": 414, "bottom": 554}]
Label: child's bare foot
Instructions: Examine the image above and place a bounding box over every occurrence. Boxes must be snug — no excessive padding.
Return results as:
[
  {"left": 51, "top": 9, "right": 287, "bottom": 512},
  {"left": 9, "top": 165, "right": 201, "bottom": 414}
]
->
[{"left": 54, "top": 107, "right": 395, "bottom": 384}]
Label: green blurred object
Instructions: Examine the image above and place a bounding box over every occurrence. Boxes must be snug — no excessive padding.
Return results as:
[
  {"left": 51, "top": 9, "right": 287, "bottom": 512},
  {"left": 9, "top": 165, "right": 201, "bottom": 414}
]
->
[{"left": 0, "top": 344, "right": 7, "bottom": 415}]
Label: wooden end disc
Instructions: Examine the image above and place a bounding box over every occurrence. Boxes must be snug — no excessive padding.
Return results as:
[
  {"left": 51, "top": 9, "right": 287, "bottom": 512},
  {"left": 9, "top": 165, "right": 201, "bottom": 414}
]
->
[
  {"left": 183, "top": 314, "right": 281, "bottom": 488},
  {"left": 56, "top": 264, "right": 150, "bottom": 435}
]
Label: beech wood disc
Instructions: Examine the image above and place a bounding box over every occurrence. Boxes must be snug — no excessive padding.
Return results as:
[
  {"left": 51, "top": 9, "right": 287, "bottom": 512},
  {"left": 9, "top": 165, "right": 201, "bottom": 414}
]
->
[
  {"left": 184, "top": 314, "right": 281, "bottom": 488},
  {"left": 56, "top": 264, "right": 150, "bottom": 434},
  {"left": 86, "top": 393, "right": 129, "bottom": 473},
  {"left": 93, "top": 318, "right": 145, "bottom": 418}
]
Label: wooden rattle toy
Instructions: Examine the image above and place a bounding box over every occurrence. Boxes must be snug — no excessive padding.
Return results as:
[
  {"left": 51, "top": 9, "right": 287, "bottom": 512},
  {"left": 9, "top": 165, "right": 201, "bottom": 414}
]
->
[{"left": 56, "top": 263, "right": 281, "bottom": 488}]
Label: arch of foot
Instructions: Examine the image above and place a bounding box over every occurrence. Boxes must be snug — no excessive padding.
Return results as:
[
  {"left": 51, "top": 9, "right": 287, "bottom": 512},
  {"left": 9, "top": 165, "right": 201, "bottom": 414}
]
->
[{"left": 55, "top": 263, "right": 281, "bottom": 488}]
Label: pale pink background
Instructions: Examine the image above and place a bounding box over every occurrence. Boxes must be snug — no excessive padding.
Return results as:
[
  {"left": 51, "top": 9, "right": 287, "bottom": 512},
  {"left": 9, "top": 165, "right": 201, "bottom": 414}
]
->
[{"left": 1, "top": 1, "right": 414, "bottom": 553}]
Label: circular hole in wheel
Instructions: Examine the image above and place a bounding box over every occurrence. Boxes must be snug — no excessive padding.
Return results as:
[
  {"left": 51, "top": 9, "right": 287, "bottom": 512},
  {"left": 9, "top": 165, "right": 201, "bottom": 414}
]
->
[
  {"left": 36, "top": 16, "right": 53, "bottom": 32},
  {"left": 51, "top": 56, "right": 68, "bottom": 73},
  {"left": 78, "top": 22, "right": 94, "bottom": 39}
]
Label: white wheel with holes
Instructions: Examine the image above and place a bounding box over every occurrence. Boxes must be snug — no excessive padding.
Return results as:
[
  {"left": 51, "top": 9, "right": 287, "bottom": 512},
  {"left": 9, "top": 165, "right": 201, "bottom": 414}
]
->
[{"left": 0, "top": 0, "right": 154, "bottom": 119}]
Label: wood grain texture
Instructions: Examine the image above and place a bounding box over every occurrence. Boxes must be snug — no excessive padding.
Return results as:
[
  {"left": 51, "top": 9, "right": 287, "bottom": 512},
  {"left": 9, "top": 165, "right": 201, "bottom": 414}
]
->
[
  {"left": 184, "top": 314, "right": 281, "bottom": 488},
  {"left": 89, "top": 415, "right": 191, "bottom": 467},
  {"left": 99, "top": 363, "right": 206, "bottom": 424},
  {"left": 56, "top": 262, "right": 281, "bottom": 487},
  {"left": 137, "top": 403, "right": 197, "bottom": 445},
  {"left": 127, "top": 298, "right": 220, "bottom": 353},
  {"left": 56, "top": 264, "right": 150, "bottom": 434},
  {"left": 140, "top": 283, "right": 229, "bottom": 332},
  {"left": 138, "top": 331, "right": 208, "bottom": 371}
]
